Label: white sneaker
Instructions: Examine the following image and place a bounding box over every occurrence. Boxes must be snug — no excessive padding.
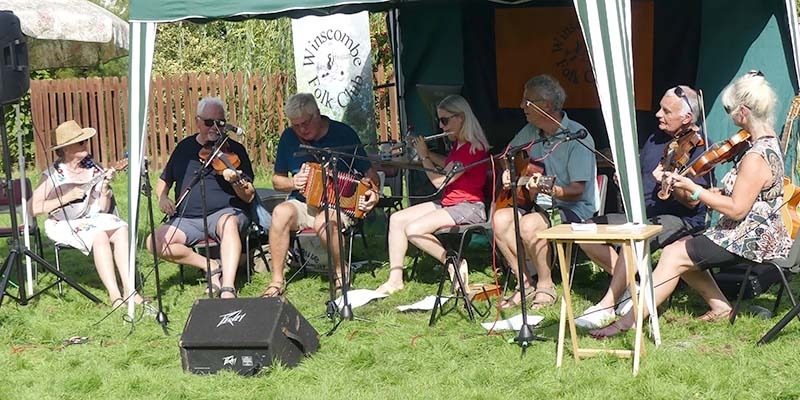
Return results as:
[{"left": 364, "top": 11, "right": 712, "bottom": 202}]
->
[
  {"left": 574, "top": 304, "right": 615, "bottom": 329},
  {"left": 615, "top": 285, "right": 639, "bottom": 316}
]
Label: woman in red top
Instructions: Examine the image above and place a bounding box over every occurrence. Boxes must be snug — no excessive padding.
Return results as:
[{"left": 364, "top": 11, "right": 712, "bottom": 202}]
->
[{"left": 376, "top": 95, "right": 489, "bottom": 295}]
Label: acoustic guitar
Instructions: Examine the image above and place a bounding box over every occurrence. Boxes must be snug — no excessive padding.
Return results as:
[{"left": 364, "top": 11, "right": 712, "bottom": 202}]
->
[
  {"left": 49, "top": 159, "right": 128, "bottom": 221},
  {"left": 781, "top": 176, "right": 800, "bottom": 240},
  {"left": 495, "top": 157, "right": 555, "bottom": 210}
]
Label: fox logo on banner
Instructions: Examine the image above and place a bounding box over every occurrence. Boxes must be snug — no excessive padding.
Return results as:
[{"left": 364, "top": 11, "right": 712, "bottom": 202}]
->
[{"left": 292, "top": 11, "right": 375, "bottom": 144}]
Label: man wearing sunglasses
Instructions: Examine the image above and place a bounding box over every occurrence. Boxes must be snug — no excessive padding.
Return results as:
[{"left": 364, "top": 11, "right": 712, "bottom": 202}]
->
[
  {"left": 262, "top": 93, "right": 380, "bottom": 298},
  {"left": 494, "top": 74, "right": 597, "bottom": 310},
  {"left": 574, "top": 85, "right": 711, "bottom": 329},
  {"left": 148, "top": 96, "right": 256, "bottom": 299}
]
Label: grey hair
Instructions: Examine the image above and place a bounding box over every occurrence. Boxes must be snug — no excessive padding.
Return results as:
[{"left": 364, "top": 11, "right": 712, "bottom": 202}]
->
[
  {"left": 524, "top": 74, "right": 567, "bottom": 112},
  {"left": 285, "top": 93, "right": 320, "bottom": 120},
  {"left": 665, "top": 85, "right": 700, "bottom": 124},
  {"left": 197, "top": 97, "right": 226, "bottom": 118},
  {"left": 437, "top": 95, "right": 489, "bottom": 154},
  {"left": 721, "top": 71, "right": 777, "bottom": 128}
]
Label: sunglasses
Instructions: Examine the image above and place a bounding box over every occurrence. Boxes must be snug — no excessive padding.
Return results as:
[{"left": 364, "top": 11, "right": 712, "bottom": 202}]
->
[
  {"left": 438, "top": 113, "right": 461, "bottom": 126},
  {"left": 673, "top": 86, "right": 695, "bottom": 115},
  {"left": 199, "top": 117, "right": 226, "bottom": 127}
]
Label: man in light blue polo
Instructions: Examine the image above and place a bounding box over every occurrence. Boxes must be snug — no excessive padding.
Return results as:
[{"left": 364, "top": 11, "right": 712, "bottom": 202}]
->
[{"left": 494, "top": 74, "right": 597, "bottom": 310}]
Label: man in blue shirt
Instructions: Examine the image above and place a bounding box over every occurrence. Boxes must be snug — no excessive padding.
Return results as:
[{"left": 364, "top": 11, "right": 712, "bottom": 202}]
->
[
  {"left": 262, "top": 93, "right": 380, "bottom": 297},
  {"left": 495, "top": 75, "right": 597, "bottom": 310},
  {"left": 575, "top": 85, "right": 711, "bottom": 329}
]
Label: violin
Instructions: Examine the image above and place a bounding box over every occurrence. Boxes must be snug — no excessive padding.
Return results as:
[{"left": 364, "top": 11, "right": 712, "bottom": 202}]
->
[
  {"left": 660, "top": 130, "right": 751, "bottom": 199},
  {"left": 657, "top": 127, "right": 704, "bottom": 200},
  {"left": 198, "top": 140, "right": 248, "bottom": 183}
]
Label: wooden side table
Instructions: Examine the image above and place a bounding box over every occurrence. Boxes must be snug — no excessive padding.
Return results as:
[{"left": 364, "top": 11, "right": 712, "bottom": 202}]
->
[{"left": 537, "top": 223, "right": 663, "bottom": 375}]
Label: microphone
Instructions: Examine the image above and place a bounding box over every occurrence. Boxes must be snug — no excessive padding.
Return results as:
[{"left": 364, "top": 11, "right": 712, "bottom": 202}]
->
[
  {"left": 562, "top": 129, "right": 588, "bottom": 141},
  {"left": 212, "top": 121, "right": 244, "bottom": 136},
  {"left": 221, "top": 122, "right": 245, "bottom": 136}
]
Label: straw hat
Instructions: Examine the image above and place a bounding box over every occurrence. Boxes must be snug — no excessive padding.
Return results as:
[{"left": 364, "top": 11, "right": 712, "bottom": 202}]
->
[{"left": 50, "top": 120, "right": 96, "bottom": 151}]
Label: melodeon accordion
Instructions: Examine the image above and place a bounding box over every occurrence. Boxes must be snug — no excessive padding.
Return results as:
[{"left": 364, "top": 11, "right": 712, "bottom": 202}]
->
[{"left": 300, "top": 162, "right": 377, "bottom": 219}]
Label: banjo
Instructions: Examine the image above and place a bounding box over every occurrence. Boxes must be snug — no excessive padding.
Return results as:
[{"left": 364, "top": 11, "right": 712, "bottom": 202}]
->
[{"left": 49, "top": 158, "right": 128, "bottom": 221}]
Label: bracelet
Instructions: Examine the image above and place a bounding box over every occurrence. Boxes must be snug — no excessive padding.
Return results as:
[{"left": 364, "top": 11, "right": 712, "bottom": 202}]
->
[{"left": 690, "top": 186, "right": 702, "bottom": 201}]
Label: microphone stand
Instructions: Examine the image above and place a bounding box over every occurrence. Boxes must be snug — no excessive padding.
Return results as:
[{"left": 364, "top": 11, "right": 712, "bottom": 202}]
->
[
  {"left": 140, "top": 157, "right": 169, "bottom": 333},
  {"left": 499, "top": 141, "right": 550, "bottom": 353},
  {"left": 298, "top": 144, "right": 365, "bottom": 334}
]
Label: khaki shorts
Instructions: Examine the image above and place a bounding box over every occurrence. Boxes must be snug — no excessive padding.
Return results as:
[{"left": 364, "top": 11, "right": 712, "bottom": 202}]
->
[{"left": 285, "top": 199, "right": 355, "bottom": 231}]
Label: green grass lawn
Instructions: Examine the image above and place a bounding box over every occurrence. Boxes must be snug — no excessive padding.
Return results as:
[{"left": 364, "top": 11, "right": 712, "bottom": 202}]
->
[{"left": 2, "top": 170, "right": 800, "bottom": 399}]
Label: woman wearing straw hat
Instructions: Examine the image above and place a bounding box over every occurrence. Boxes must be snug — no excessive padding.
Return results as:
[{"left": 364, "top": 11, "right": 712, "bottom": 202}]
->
[{"left": 30, "top": 120, "right": 144, "bottom": 308}]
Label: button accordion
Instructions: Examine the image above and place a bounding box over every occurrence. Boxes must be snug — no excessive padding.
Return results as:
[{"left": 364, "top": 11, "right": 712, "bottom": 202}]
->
[{"left": 300, "top": 162, "right": 377, "bottom": 219}]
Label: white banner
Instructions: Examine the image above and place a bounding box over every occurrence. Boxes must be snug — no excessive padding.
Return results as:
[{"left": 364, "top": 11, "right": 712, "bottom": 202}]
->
[{"left": 292, "top": 11, "right": 375, "bottom": 144}]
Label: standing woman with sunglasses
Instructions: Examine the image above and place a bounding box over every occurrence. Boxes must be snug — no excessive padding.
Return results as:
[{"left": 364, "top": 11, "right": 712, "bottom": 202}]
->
[
  {"left": 31, "top": 120, "right": 144, "bottom": 308},
  {"left": 591, "top": 71, "right": 793, "bottom": 338},
  {"left": 147, "top": 97, "right": 256, "bottom": 299},
  {"left": 375, "top": 94, "right": 489, "bottom": 295}
]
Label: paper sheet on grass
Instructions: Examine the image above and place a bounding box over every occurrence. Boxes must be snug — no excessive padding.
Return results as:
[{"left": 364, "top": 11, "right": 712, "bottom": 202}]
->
[
  {"left": 396, "top": 295, "right": 449, "bottom": 311},
  {"left": 481, "top": 314, "right": 544, "bottom": 331},
  {"left": 334, "top": 289, "right": 387, "bottom": 309}
]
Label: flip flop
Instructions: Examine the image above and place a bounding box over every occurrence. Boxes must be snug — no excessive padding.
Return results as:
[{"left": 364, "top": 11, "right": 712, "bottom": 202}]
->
[
  {"left": 218, "top": 286, "right": 237, "bottom": 299},
  {"left": 697, "top": 308, "right": 732, "bottom": 322},
  {"left": 499, "top": 287, "right": 536, "bottom": 309}
]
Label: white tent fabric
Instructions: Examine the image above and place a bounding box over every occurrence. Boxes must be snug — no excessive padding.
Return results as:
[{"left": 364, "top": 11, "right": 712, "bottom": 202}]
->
[
  {"left": 784, "top": 0, "right": 800, "bottom": 87},
  {"left": 126, "top": 22, "right": 157, "bottom": 318},
  {"left": 573, "top": 0, "right": 660, "bottom": 345}
]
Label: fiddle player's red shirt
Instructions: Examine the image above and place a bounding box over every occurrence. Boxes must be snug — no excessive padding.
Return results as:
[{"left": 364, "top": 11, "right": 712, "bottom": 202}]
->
[{"left": 441, "top": 141, "right": 488, "bottom": 206}]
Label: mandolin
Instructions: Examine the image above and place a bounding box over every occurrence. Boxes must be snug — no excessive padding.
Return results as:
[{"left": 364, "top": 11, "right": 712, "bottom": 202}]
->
[{"left": 49, "top": 158, "right": 128, "bottom": 221}]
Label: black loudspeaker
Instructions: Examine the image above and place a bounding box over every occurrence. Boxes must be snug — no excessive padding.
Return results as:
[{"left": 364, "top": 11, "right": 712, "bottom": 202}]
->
[
  {"left": 0, "top": 11, "right": 29, "bottom": 105},
  {"left": 180, "top": 297, "right": 319, "bottom": 375}
]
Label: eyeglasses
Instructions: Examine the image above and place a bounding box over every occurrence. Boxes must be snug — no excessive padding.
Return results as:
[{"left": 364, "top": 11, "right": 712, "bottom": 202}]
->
[
  {"left": 198, "top": 117, "right": 226, "bottom": 127},
  {"left": 291, "top": 115, "right": 315, "bottom": 130},
  {"left": 673, "top": 86, "right": 695, "bottom": 115},
  {"left": 438, "top": 113, "right": 460, "bottom": 126},
  {"left": 524, "top": 98, "right": 546, "bottom": 108}
]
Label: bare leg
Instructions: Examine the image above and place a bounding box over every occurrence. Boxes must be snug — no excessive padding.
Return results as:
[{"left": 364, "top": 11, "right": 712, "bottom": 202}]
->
[
  {"left": 493, "top": 208, "right": 534, "bottom": 306},
  {"left": 314, "top": 210, "right": 347, "bottom": 287},
  {"left": 520, "top": 212, "right": 557, "bottom": 306},
  {"left": 591, "top": 237, "right": 695, "bottom": 336},
  {"left": 146, "top": 225, "right": 221, "bottom": 291},
  {"left": 580, "top": 242, "right": 618, "bottom": 275},
  {"left": 108, "top": 226, "right": 142, "bottom": 303},
  {"left": 266, "top": 202, "right": 299, "bottom": 288},
  {"left": 216, "top": 213, "right": 242, "bottom": 298},
  {"left": 92, "top": 231, "right": 122, "bottom": 304},
  {"left": 376, "top": 202, "right": 440, "bottom": 293}
]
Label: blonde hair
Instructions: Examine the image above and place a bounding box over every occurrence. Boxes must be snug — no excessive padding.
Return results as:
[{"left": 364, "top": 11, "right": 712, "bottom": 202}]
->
[
  {"left": 721, "top": 71, "right": 777, "bottom": 128},
  {"left": 285, "top": 93, "right": 320, "bottom": 120},
  {"left": 437, "top": 95, "right": 489, "bottom": 154}
]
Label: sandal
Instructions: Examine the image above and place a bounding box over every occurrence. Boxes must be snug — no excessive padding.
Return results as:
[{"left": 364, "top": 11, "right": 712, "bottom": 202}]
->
[
  {"left": 261, "top": 281, "right": 286, "bottom": 298},
  {"left": 529, "top": 286, "right": 558, "bottom": 310},
  {"left": 110, "top": 297, "right": 124, "bottom": 309},
  {"left": 499, "top": 287, "right": 536, "bottom": 309},
  {"left": 218, "top": 286, "right": 237, "bottom": 299},
  {"left": 203, "top": 264, "right": 223, "bottom": 296},
  {"left": 589, "top": 320, "right": 630, "bottom": 339},
  {"left": 697, "top": 308, "right": 732, "bottom": 322}
]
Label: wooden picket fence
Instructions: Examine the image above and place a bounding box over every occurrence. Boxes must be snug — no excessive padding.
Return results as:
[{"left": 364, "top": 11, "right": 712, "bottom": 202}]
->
[{"left": 29, "top": 70, "right": 400, "bottom": 172}]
